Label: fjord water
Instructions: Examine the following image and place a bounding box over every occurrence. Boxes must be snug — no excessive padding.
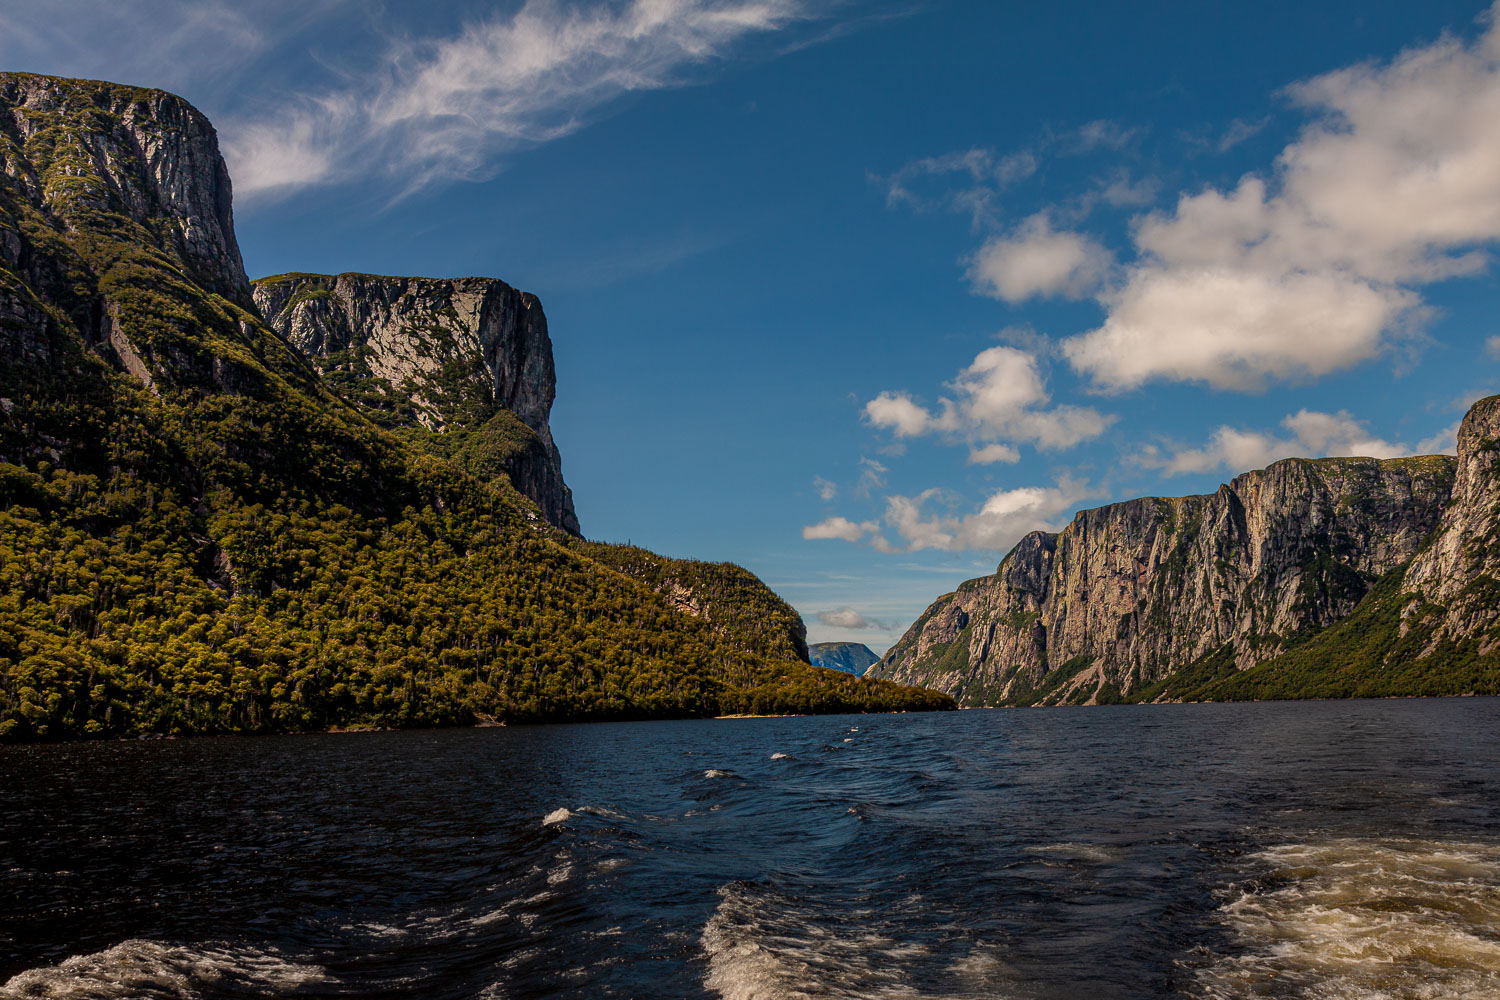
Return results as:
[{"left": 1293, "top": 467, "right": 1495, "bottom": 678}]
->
[{"left": 4, "top": 701, "right": 1500, "bottom": 999}]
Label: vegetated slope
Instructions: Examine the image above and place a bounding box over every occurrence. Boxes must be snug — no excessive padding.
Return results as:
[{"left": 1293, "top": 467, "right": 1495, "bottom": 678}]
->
[
  {"left": 0, "top": 73, "right": 952, "bottom": 740},
  {"left": 808, "top": 642, "right": 880, "bottom": 677},
  {"left": 871, "top": 444, "right": 1473, "bottom": 706}
]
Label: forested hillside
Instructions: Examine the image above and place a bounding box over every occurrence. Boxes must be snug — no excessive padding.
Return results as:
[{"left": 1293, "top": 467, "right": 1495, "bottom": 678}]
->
[{"left": 0, "top": 73, "right": 951, "bottom": 740}]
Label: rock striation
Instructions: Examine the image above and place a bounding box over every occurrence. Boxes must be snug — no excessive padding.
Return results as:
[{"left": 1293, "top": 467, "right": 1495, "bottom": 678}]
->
[
  {"left": 254, "top": 273, "right": 578, "bottom": 533},
  {"left": 808, "top": 642, "right": 881, "bottom": 677},
  {"left": 871, "top": 453, "right": 1458, "bottom": 705}
]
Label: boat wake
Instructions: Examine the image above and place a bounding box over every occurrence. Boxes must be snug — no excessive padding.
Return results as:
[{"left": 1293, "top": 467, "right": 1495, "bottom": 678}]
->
[
  {"left": 0, "top": 940, "right": 325, "bottom": 1000},
  {"left": 1199, "top": 838, "right": 1500, "bottom": 999}
]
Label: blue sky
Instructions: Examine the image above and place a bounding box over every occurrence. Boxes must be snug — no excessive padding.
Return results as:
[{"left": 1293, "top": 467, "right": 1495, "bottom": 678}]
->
[{"left": 6, "top": 1, "right": 1500, "bottom": 653}]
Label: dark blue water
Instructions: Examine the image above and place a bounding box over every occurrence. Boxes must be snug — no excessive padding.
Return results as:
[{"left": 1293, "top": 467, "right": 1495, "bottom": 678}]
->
[{"left": 4, "top": 700, "right": 1500, "bottom": 999}]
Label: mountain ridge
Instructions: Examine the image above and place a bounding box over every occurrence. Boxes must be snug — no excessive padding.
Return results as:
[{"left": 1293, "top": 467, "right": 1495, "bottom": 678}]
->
[{"left": 869, "top": 443, "right": 1493, "bottom": 705}]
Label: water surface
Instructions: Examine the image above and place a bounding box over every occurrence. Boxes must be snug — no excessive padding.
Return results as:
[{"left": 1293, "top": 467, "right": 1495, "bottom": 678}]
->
[{"left": 3, "top": 699, "right": 1499, "bottom": 998}]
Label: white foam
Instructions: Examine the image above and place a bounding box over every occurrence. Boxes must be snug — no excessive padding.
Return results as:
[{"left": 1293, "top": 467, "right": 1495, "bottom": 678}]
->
[
  {"left": 700, "top": 882, "right": 1001, "bottom": 1000},
  {"left": 542, "top": 807, "right": 572, "bottom": 826},
  {"left": 770, "top": 753, "right": 791, "bottom": 760},
  {"left": 1200, "top": 837, "right": 1500, "bottom": 999},
  {"left": 704, "top": 769, "right": 734, "bottom": 779},
  {"left": 0, "top": 940, "right": 326, "bottom": 1000}
]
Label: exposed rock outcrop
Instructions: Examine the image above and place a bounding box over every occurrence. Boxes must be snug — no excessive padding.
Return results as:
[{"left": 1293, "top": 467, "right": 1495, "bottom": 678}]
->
[
  {"left": 1401, "top": 397, "right": 1500, "bottom": 650},
  {"left": 253, "top": 272, "right": 578, "bottom": 534},
  {"left": 871, "top": 454, "right": 1457, "bottom": 705},
  {"left": 0, "top": 73, "right": 249, "bottom": 307}
]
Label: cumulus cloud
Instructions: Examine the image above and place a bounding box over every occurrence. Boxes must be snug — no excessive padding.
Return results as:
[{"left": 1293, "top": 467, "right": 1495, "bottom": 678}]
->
[
  {"left": 968, "top": 214, "right": 1113, "bottom": 302},
  {"left": 967, "top": 443, "right": 1021, "bottom": 465},
  {"left": 802, "top": 516, "right": 878, "bottom": 542},
  {"left": 1063, "top": 7, "right": 1500, "bottom": 391},
  {"left": 815, "top": 607, "right": 889, "bottom": 630},
  {"left": 221, "top": 0, "right": 820, "bottom": 197},
  {"left": 865, "top": 345, "right": 1113, "bottom": 455},
  {"left": 1137, "top": 408, "right": 1419, "bottom": 476},
  {"left": 881, "top": 478, "right": 1099, "bottom": 553}
]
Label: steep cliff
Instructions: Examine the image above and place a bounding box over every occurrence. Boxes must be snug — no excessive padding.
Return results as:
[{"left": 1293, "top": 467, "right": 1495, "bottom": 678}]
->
[
  {"left": 0, "top": 73, "right": 952, "bottom": 740},
  {"left": 872, "top": 453, "right": 1459, "bottom": 705},
  {"left": 253, "top": 273, "right": 578, "bottom": 534}
]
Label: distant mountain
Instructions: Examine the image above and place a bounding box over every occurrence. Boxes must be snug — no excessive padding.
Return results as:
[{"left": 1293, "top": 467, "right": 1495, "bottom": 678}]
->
[
  {"left": 0, "top": 73, "right": 953, "bottom": 740},
  {"left": 871, "top": 402, "right": 1500, "bottom": 706},
  {"left": 809, "top": 642, "right": 881, "bottom": 677}
]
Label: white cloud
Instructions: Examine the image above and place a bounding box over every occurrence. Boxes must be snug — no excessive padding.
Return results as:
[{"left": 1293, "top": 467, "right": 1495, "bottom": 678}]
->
[
  {"left": 968, "top": 214, "right": 1113, "bottom": 302},
  {"left": 967, "top": 443, "right": 1021, "bottom": 465},
  {"left": 802, "top": 516, "right": 878, "bottom": 542},
  {"left": 863, "top": 391, "right": 955, "bottom": 437},
  {"left": 1487, "top": 335, "right": 1500, "bottom": 359},
  {"left": 815, "top": 607, "right": 889, "bottom": 630},
  {"left": 1138, "top": 408, "right": 1414, "bottom": 476},
  {"left": 221, "top": 0, "right": 819, "bottom": 197},
  {"left": 865, "top": 345, "right": 1113, "bottom": 455},
  {"left": 881, "top": 478, "right": 1099, "bottom": 553},
  {"left": 813, "top": 475, "right": 837, "bottom": 501},
  {"left": 1417, "top": 420, "right": 1462, "bottom": 455},
  {"left": 1063, "top": 7, "right": 1500, "bottom": 391}
]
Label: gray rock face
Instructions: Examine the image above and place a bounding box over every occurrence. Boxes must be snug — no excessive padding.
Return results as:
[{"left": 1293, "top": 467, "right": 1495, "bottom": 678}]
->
[
  {"left": 253, "top": 273, "right": 578, "bottom": 534},
  {"left": 1403, "top": 396, "right": 1500, "bottom": 650},
  {"left": 808, "top": 642, "right": 880, "bottom": 677},
  {"left": 871, "top": 455, "right": 1457, "bottom": 705},
  {"left": 0, "top": 73, "right": 250, "bottom": 306}
]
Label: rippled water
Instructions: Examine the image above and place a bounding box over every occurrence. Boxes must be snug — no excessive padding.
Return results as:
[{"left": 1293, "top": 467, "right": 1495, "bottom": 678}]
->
[{"left": 4, "top": 699, "right": 1500, "bottom": 999}]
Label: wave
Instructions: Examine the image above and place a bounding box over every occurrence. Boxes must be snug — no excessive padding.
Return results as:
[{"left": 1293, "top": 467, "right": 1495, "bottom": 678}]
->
[
  {"left": 0, "top": 940, "right": 325, "bottom": 1000},
  {"left": 700, "top": 882, "right": 1010, "bottom": 1000},
  {"left": 1199, "top": 837, "right": 1500, "bottom": 999},
  {"left": 542, "top": 807, "right": 572, "bottom": 826}
]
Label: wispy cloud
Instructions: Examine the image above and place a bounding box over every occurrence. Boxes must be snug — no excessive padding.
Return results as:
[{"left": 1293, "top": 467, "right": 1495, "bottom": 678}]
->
[
  {"left": 0, "top": 0, "right": 345, "bottom": 97},
  {"left": 221, "top": 0, "right": 826, "bottom": 198}
]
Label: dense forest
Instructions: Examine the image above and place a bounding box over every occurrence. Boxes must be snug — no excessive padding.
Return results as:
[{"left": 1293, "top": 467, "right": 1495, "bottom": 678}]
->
[{"left": 0, "top": 74, "right": 952, "bottom": 740}]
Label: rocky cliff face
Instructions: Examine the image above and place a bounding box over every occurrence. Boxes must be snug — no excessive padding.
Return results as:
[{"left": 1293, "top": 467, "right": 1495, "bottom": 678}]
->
[
  {"left": 254, "top": 273, "right": 578, "bottom": 534},
  {"left": 0, "top": 73, "right": 249, "bottom": 307},
  {"left": 1401, "top": 397, "right": 1500, "bottom": 651},
  {"left": 871, "top": 454, "right": 1457, "bottom": 705},
  {"left": 0, "top": 72, "right": 264, "bottom": 405}
]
